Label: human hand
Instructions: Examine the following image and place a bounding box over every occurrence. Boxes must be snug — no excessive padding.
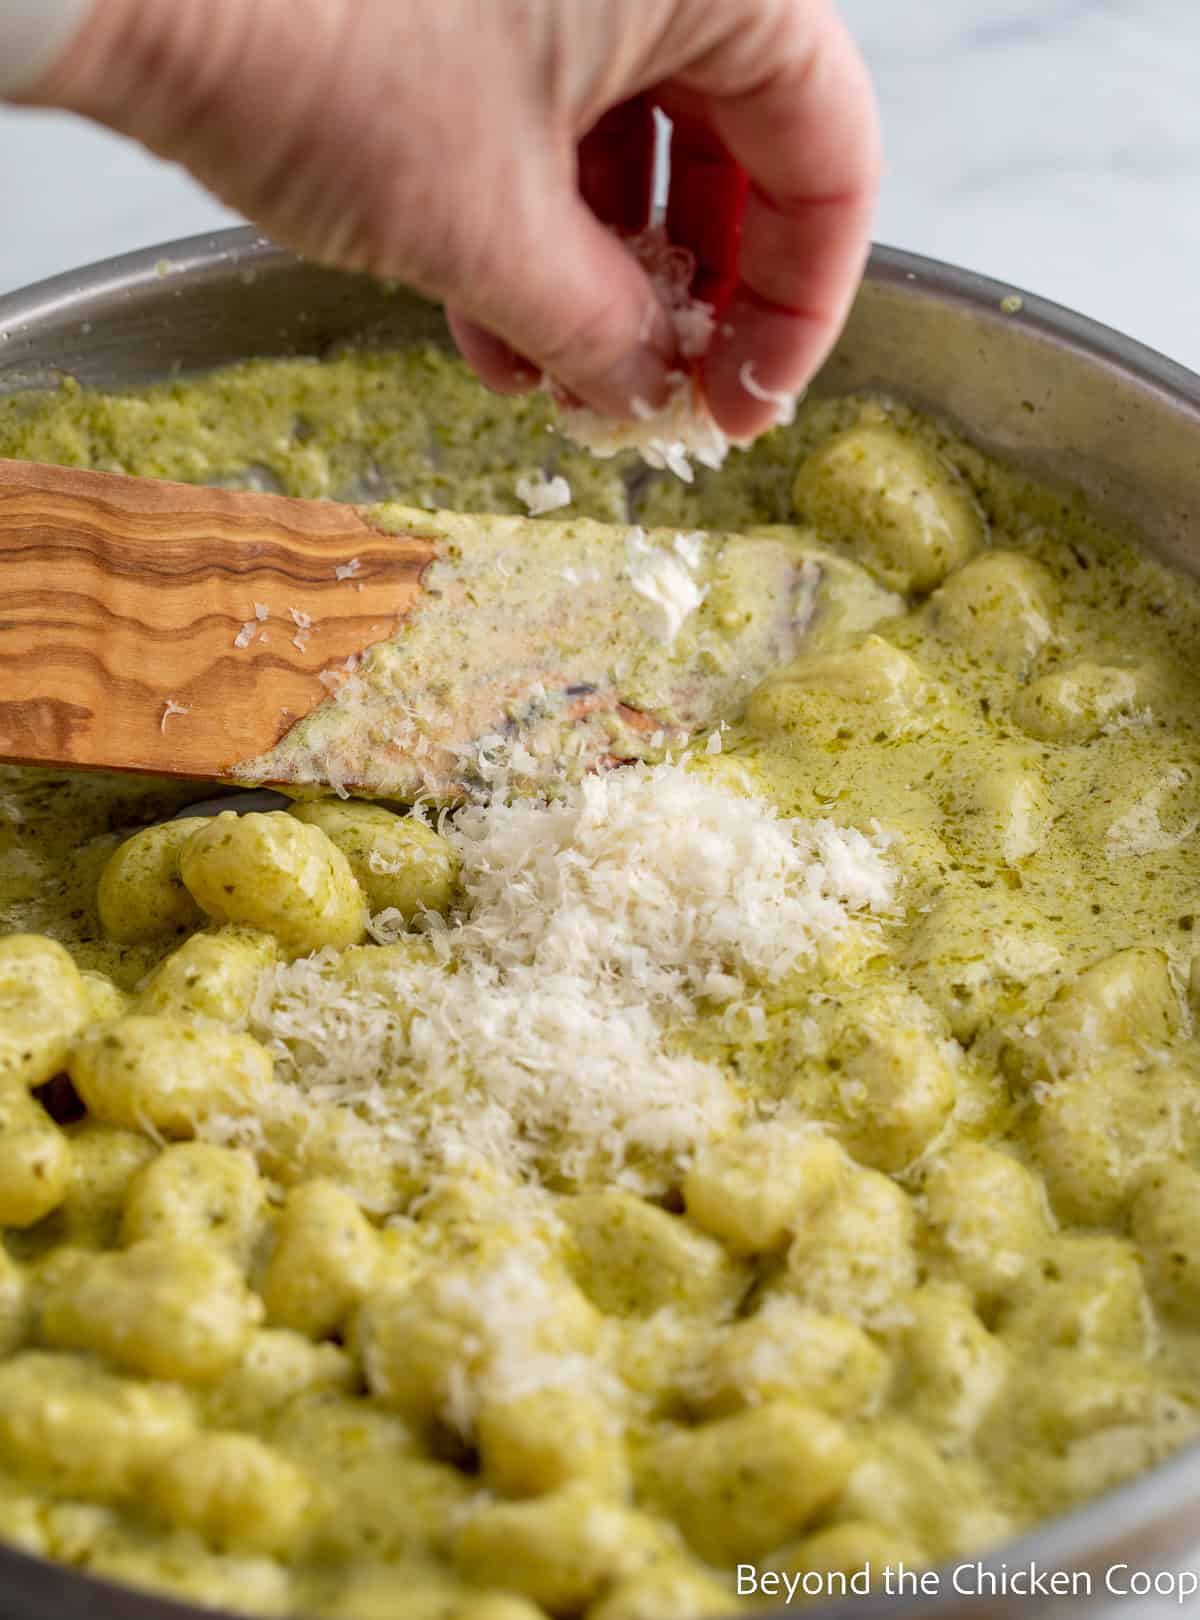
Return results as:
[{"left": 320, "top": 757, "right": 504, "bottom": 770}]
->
[{"left": 17, "top": 0, "right": 880, "bottom": 441}]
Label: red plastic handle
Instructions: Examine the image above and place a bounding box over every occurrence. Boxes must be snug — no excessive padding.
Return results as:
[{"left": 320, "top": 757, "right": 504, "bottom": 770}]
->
[
  {"left": 577, "top": 96, "right": 657, "bottom": 235},
  {"left": 665, "top": 114, "right": 748, "bottom": 316},
  {"left": 579, "top": 97, "right": 748, "bottom": 319}
]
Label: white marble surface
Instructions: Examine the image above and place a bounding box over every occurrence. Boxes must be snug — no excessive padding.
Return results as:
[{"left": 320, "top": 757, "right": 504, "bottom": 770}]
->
[{"left": 2, "top": 0, "right": 1199, "bottom": 370}]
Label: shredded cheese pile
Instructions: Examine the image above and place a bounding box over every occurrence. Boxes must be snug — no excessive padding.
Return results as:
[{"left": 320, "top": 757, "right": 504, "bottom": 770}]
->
[{"left": 251, "top": 763, "right": 897, "bottom": 1192}]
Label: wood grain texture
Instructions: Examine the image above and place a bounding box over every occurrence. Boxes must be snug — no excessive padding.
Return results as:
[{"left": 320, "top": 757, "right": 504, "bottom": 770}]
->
[{"left": 0, "top": 459, "right": 435, "bottom": 780}]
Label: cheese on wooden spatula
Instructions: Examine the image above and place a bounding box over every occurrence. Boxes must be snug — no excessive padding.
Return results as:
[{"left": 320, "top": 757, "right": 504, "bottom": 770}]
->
[{"left": 0, "top": 459, "right": 895, "bottom": 799}]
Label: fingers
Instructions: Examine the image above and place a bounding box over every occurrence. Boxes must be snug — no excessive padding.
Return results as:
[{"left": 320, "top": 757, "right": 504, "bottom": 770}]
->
[
  {"left": 422, "top": 75, "right": 675, "bottom": 417},
  {"left": 408, "top": 132, "right": 677, "bottom": 419},
  {"left": 688, "top": 4, "right": 881, "bottom": 439},
  {"left": 450, "top": 96, "right": 657, "bottom": 404},
  {"left": 475, "top": 193, "right": 677, "bottom": 416},
  {"left": 445, "top": 315, "right": 541, "bottom": 397}
]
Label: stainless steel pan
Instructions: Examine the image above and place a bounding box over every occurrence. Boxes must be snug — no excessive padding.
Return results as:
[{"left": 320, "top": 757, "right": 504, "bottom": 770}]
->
[{"left": 0, "top": 230, "right": 1198, "bottom": 1620}]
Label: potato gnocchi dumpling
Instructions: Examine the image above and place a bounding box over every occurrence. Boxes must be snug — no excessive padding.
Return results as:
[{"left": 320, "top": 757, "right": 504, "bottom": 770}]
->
[
  {"left": 823, "top": 990, "right": 959, "bottom": 1172},
  {"left": 792, "top": 423, "right": 984, "bottom": 592},
  {"left": 636, "top": 1403, "right": 856, "bottom": 1563},
  {"left": 38, "top": 1236, "right": 263, "bottom": 1382},
  {"left": 477, "top": 1385, "right": 629, "bottom": 1500},
  {"left": 143, "top": 1431, "right": 311, "bottom": 1554},
  {"left": 69, "top": 1014, "right": 275, "bottom": 1136},
  {"left": 0, "top": 935, "right": 89, "bottom": 1089},
  {"left": 289, "top": 801, "right": 459, "bottom": 919},
  {"left": 896, "top": 1284, "right": 1010, "bottom": 1442},
  {"left": 97, "top": 818, "right": 210, "bottom": 944},
  {"left": 918, "top": 1142, "right": 1051, "bottom": 1305},
  {"left": 938, "top": 750, "right": 1051, "bottom": 866},
  {"left": 135, "top": 926, "right": 278, "bottom": 1023},
  {"left": 785, "top": 1166, "right": 917, "bottom": 1325},
  {"left": 1013, "top": 658, "right": 1158, "bottom": 741},
  {"left": 1132, "top": 1162, "right": 1200, "bottom": 1323},
  {"left": 562, "top": 1189, "right": 747, "bottom": 1318},
  {"left": 0, "top": 1351, "right": 195, "bottom": 1501},
  {"left": 2, "top": 361, "right": 1200, "bottom": 1619},
  {"left": 695, "top": 1297, "right": 890, "bottom": 1420},
  {"left": 1026, "top": 1056, "right": 1198, "bottom": 1224},
  {"left": 930, "top": 550, "right": 1056, "bottom": 670},
  {"left": 683, "top": 1125, "right": 845, "bottom": 1255},
  {"left": 180, "top": 812, "right": 366, "bottom": 956},
  {"left": 452, "top": 1487, "right": 676, "bottom": 1615},
  {"left": 119, "top": 1142, "right": 266, "bottom": 1263},
  {"left": 0, "top": 1089, "right": 71, "bottom": 1228},
  {"left": 260, "top": 1179, "right": 380, "bottom": 1338},
  {"left": 744, "top": 635, "right": 932, "bottom": 740}
]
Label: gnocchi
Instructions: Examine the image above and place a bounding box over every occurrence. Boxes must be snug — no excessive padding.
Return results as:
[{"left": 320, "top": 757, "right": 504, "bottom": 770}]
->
[
  {"left": 0, "top": 935, "right": 89, "bottom": 1089},
  {"left": 97, "top": 818, "right": 209, "bottom": 944},
  {"left": 792, "top": 423, "right": 984, "bottom": 592},
  {"left": 289, "top": 801, "right": 459, "bottom": 919},
  {"left": 180, "top": 812, "right": 366, "bottom": 956},
  {"left": 69, "top": 1014, "right": 274, "bottom": 1136},
  {"left": 0, "top": 358, "right": 1199, "bottom": 1618}
]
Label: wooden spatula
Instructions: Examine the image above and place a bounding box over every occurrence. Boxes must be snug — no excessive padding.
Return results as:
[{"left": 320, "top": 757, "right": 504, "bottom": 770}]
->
[{"left": 0, "top": 458, "right": 820, "bottom": 799}]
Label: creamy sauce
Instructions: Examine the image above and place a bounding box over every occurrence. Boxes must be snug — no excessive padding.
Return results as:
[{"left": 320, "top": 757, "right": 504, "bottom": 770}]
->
[
  {"left": 234, "top": 513, "right": 830, "bottom": 800},
  {"left": 0, "top": 351, "right": 1199, "bottom": 1615}
]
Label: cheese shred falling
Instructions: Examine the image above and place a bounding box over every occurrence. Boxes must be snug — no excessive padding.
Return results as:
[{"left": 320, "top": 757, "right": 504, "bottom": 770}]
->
[
  {"left": 250, "top": 763, "right": 898, "bottom": 1192},
  {"left": 159, "top": 698, "right": 189, "bottom": 732},
  {"left": 515, "top": 472, "right": 572, "bottom": 515},
  {"left": 625, "top": 527, "right": 706, "bottom": 646}
]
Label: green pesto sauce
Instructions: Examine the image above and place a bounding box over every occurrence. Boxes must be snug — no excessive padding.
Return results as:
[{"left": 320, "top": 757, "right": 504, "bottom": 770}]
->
[
  {"left": 3, "top": 346, "right": 1199, "bottom": 997},
  {"left": 2, "top": 348, "right": 1200, "bottom": 1611},
  {"left": 232, "top": 511, "right": 830, "bottom": 799}
]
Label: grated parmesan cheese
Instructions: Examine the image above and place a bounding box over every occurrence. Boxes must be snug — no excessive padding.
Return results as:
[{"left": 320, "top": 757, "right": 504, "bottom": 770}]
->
[
  {"left": 555, "top": 228, "right": 730, "bottom": 483},
  {"left": 628, "top": 553, "right": 704, "bottom": 646},
  {"left": 515, "top": 472, "right": 572, "bottom": 516},
  {"left": 160, "top": 698, "right": 189, "bottom": 731},
  {"left": 1105, "top": 767, "right": 1200, "bottom": 857},
  {"left": 738, "top": 361, "right": 799, "bottom": 428},
  {"left": 250, "top": 764, "right": 898, "bottom": 1194},
  {"left": 233, "top": 622, "right": 256, "bottom": 649},
  {"left": 625, "top": 527, "right": 707, "bottom": 647},
  {"left": 673, "top": 531, "right": 707, "bottom": 569},
  {"left": 335, "top": 559, "right": 362, "bottom": 581}
]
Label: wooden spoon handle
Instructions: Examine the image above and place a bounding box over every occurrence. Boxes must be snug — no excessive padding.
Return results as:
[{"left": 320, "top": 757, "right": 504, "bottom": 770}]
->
[{"left": 0, "top": 459, "right": 434, "bottom": 780}]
